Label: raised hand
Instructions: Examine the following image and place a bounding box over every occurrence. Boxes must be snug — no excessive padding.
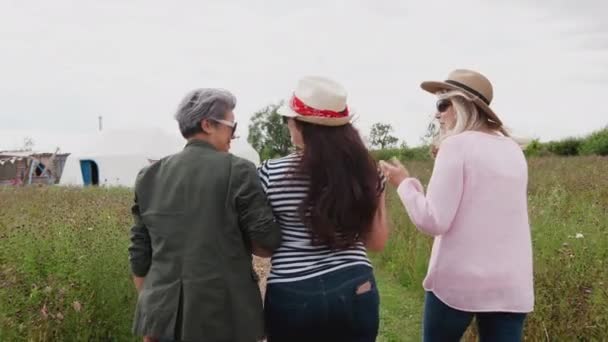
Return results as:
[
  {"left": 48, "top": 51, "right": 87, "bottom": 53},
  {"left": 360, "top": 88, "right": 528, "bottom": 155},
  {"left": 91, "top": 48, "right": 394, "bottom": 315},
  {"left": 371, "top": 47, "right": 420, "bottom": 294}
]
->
[{"left": 379, "top": 157, "right": 410, "bottom": 188}]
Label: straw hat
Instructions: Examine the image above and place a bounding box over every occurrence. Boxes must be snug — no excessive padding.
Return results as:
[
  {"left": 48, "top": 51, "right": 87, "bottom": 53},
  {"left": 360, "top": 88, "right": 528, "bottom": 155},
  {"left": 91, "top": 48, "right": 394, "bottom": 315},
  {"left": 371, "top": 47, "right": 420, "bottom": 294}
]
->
[
  {"left": 277, "top": 76, "right": 354, "bottom": 126},
  {"left": 421, "top": 69, "right": 503, "bottom": 126}
]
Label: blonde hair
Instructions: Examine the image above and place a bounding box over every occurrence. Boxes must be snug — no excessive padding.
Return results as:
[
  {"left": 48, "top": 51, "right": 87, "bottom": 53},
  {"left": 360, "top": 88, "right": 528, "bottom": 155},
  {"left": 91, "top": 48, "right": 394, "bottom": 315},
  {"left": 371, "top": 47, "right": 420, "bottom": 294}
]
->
[{"left": 431, "top": 90, "right": 514, "bottom": 151}]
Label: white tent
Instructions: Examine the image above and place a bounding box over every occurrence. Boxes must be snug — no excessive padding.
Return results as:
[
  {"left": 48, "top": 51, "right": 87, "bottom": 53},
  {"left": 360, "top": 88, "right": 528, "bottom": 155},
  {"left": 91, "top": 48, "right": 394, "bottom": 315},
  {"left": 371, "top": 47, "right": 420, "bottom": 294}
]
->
[{"left": 59, "top": 128, "right": 260, "bottom": 187}]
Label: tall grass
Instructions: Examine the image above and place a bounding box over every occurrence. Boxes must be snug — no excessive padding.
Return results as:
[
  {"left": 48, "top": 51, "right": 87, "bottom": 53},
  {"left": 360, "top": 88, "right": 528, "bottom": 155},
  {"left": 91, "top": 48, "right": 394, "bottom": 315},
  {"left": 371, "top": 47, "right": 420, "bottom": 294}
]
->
[
  {"left": 371, "top": 156, "right": 608, "bottom": 340},
  {"left": 0, "top": 156, "right": 607, "bottom": 340},
  {"left": 0, "top": 187, "right": 137, "bottom": 341}
]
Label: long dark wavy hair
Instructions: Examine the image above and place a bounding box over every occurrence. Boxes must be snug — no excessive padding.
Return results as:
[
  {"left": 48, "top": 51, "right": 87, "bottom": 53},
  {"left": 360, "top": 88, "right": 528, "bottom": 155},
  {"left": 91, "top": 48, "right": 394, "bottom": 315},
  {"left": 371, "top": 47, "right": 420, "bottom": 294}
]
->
[{"left": 294, "top": 120, "right": 381, "bottom": 249}]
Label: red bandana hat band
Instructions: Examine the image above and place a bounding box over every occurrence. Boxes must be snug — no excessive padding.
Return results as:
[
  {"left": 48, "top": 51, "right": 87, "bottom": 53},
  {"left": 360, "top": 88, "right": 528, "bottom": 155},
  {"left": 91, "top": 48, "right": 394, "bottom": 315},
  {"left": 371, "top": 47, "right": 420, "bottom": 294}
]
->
[{"left": 289, "top": 95, "right": 349, "bottom": 118}]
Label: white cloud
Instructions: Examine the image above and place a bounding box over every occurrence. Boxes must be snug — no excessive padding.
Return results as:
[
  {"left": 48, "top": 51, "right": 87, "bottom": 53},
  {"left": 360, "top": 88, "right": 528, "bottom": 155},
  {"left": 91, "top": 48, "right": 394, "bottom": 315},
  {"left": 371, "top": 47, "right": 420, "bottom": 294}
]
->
[{"left": 0, "top": 0, "right": 606, "bottom": 152}]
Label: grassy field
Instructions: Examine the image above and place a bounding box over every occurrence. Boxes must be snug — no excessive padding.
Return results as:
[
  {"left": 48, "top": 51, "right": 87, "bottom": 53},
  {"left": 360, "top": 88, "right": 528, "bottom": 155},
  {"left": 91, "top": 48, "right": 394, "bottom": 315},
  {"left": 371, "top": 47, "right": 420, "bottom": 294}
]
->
[{"left": 1, "top": 156, "right": 607, "bottom": 341}]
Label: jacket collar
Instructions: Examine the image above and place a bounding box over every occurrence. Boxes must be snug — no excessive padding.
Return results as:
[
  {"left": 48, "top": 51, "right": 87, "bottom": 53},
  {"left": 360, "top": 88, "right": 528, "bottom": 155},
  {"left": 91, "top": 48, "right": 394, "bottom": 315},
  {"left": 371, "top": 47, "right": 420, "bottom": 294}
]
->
[{"left": 185, "top": 139, "right": 217, "bottom": 151}]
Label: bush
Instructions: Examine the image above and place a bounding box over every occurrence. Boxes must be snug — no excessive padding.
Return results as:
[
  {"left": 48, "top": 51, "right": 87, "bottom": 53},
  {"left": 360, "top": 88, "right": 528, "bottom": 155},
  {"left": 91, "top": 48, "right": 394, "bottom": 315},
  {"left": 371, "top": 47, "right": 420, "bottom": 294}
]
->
[
  {"left": 371, "top": 146, "right": 432, "bottom": 162},
  {"left": 370, "top": 148, "right": 402, "bottom": 161},
  {"left": 401, "top": 145, "right": 432, "bottom": 161},
  {"left": 524, "top": 140, "right": 551, "bottom": 157},
  {"left": 546, "top": 137, "right": 582, "bottom": 156},
  {"left": 579, "top": 127, "right": 608, "bottom": 156}
]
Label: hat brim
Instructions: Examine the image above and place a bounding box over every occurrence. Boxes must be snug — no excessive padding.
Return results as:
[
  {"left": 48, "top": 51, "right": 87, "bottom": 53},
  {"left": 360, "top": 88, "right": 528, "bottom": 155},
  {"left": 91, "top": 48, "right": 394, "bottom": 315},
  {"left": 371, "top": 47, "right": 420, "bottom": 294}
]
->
[
  {"left": 420, "top": 81, "right": 503, "bottom": 126},
  {"left": 277, "top": 105, "right": 354, "bottom": 127}
]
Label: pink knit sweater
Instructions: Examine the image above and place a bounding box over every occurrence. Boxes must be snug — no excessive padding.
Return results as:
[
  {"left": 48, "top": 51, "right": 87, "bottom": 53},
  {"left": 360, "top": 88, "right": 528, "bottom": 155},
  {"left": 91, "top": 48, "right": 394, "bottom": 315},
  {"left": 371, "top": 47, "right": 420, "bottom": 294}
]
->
[{"left": 397, "top": 131, "right": 534, "bottom": 312}]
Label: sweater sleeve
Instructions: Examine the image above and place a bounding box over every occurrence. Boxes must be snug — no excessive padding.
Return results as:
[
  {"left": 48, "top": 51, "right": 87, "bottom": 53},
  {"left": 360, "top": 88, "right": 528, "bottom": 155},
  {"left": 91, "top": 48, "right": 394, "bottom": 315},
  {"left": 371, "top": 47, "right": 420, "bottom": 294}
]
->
[{"left": 396, "top": 137, "right": 465, "bottom": 236}]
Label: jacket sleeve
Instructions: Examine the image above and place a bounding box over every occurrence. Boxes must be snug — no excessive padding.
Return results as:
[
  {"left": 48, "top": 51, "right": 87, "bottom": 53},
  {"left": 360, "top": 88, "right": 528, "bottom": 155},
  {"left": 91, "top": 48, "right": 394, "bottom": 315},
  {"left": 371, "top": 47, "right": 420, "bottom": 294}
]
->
[
  {"left": 396, "top": 136, "right": 465, "bottom": 236},
  {"left": 232, "top": 158, "right": 282, "bottom": 251},
  {"left": 128, "top": 170, "right": 152, "bottom": 277}
]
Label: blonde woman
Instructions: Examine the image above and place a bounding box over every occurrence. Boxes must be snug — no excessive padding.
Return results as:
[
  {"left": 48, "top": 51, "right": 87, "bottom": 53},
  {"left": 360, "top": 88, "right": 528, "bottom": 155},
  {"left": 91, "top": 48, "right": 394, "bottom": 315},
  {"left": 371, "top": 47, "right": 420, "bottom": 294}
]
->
[{"left": 381, "top": 70, "right": 533, "bottom": 342}]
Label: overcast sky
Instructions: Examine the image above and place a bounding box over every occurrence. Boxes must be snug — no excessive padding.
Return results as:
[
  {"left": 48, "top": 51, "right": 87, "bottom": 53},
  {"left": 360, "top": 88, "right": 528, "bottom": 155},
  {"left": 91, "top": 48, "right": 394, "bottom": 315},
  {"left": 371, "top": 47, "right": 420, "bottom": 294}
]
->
[{"left": 1, "top": 0, "right": 607, "bottom": 152}]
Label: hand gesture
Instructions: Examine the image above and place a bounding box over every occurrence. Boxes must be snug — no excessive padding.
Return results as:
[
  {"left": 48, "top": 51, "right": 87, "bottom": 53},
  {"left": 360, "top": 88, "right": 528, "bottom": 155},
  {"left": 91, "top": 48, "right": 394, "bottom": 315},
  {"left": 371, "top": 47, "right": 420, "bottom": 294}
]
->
[{"left": 379, "top": 157, "right": 410, "bottom": 188}]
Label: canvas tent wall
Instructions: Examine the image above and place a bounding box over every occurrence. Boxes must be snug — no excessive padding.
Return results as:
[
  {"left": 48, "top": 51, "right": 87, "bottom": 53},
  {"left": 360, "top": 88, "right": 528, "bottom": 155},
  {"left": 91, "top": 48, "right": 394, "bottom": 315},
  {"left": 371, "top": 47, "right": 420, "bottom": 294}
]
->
[
  {"left": 60, "top": 154, "right": 156, "bottom": 186},
  {"left": 59, "top": 128, "right": 260, "bottom": 187},
  {"left": 0, "top": 157, "right": 26, "bottom": 185}
]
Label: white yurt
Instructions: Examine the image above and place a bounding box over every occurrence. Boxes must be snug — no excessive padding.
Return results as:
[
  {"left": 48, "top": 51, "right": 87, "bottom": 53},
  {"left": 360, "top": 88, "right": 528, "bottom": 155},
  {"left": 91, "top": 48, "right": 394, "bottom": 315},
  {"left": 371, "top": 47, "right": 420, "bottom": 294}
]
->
[{"left": 59, "top": 128, "right": 260, "bottom": 187}]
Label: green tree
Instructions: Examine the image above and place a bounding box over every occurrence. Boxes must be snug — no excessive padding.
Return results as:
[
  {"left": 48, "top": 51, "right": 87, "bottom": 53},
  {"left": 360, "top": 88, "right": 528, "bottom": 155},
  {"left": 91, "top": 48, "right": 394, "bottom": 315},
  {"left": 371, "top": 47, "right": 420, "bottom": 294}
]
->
[
  {"left": 369, "top": 123, "right": 399, "bottom": 149},
  {"left": 248, "top": 102, "right": 292, "bottom": 161},
  {"left": 420, "top": 119, "right": 439, "bottom": 146}
]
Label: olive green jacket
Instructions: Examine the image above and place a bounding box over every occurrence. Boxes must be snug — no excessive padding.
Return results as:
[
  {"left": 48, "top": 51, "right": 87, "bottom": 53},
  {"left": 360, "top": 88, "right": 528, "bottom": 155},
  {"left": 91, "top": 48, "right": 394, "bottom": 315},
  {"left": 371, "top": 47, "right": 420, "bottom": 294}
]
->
[{"left": 128, "top": 139, "right": 281, "bottom": 341}]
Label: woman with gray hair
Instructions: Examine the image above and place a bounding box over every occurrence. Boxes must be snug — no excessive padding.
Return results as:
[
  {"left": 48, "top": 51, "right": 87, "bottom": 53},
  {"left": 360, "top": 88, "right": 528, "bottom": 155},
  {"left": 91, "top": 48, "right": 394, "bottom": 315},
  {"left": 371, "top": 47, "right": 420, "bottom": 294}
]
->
[
  {"left": 129, "top": 88, "right": 281, "bottom": 342},
  {"left": 174, "top": 88, "right": 239, "bottom": 151},
  {"left": 381, "top": 70, "right": 534, "bottom": 341}
]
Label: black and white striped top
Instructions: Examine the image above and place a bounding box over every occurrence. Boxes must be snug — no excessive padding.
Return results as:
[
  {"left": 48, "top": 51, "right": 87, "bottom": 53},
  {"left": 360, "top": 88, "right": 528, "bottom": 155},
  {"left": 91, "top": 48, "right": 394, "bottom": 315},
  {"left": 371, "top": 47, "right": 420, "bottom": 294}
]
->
[{"left": 258, "top": 153, "right": 383, "bottom": 284}]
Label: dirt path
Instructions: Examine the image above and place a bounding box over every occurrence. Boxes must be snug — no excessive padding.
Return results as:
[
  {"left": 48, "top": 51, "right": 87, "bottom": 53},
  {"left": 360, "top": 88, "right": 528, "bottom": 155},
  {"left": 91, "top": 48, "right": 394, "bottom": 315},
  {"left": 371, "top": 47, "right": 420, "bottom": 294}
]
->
[{"left": 253, "top": 256, "right": 271, "bottom": 297}]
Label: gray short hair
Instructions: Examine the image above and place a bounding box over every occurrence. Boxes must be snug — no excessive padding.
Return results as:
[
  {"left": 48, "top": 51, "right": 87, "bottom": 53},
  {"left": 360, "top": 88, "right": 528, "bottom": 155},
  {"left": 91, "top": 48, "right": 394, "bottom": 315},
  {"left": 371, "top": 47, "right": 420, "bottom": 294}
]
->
[{"left": 174, "top": 88, "right": 237, "bottom": 138}]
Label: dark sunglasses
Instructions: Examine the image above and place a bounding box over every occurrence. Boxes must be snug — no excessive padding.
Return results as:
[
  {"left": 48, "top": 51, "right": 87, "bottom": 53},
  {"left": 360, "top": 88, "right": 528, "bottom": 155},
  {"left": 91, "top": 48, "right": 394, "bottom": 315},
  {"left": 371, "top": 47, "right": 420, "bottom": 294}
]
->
[{"left": 436, "top": 99, "right": 452, "bottom": 113}]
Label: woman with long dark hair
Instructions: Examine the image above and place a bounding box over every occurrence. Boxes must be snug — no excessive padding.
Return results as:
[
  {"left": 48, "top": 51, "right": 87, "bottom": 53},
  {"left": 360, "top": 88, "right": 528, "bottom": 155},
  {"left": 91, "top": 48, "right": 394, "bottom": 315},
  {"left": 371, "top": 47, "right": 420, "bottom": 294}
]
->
[{"left": 258, "top": 76, "right": 389, "bottom": 342}]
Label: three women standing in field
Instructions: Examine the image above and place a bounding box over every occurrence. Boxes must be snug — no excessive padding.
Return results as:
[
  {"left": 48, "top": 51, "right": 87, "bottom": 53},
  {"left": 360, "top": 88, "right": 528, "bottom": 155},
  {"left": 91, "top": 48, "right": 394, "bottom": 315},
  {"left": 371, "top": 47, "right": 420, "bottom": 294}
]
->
[{"left": 129, "top": 69, "right": 534, "bottom": 342}]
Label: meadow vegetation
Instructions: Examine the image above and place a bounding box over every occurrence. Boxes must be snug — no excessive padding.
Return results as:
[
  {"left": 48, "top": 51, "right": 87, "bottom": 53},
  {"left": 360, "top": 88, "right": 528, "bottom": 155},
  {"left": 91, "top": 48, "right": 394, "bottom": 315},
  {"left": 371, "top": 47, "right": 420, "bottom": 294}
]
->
[{"left": 1, "top": 154, "right": 607, "bottom": 341}]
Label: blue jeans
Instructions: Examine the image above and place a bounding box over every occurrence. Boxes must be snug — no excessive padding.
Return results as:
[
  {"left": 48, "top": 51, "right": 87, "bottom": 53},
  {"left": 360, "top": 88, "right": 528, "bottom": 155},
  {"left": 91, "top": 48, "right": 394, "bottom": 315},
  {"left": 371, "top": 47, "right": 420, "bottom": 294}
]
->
[
  {"left": 264, "top": 265, "right": 379, "bottom": 342},
  {"left": 423, "top": 291, "right": 527, "bottom": 342}
]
